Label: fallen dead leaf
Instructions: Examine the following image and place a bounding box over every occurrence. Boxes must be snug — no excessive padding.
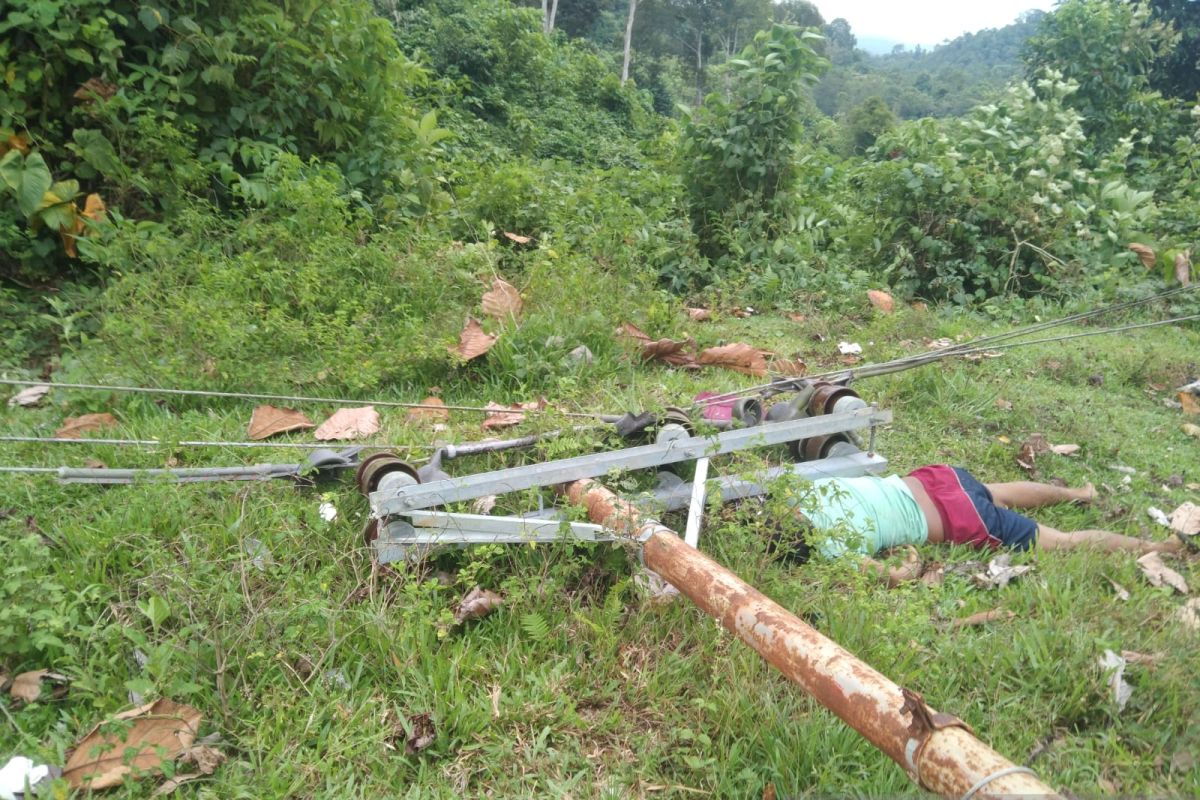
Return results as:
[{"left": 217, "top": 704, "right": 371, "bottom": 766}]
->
[
  {"left": 685, "top": 307, "right": 712, "bottom": 322},
  {"left": 910, "top": 301, "right": 929, "bottom": 312},
  {"left": 481, "top": 277, "right": 522, "bottom": 320},
  {"left": 867, "top": 289, "right": 895, "bottom": 313},
  {"left": 1136, "top": 552, "right": 1189, "bottom": 594},
  {"left": 1184, "top": 423, "right": 1200, "bottom": 439},
  {"left": 8, "top": 384, "right": 49, "bottom": 407},
  {"left": 1128, "top": 243, "right": 1156, "bottom": 269},
  {"left": 63, "top": 698, "right": 203, "bottom": 790},
  {"left": 314, "top": 406, "right": 381, "bottom": 441},
  {"left": 1016, "top": 433, "right": 1050, "bottom": 471},
  {"left": 490, "top": 684, "right": 502, "bottom": 718},
  {"left": 919, "top": 562, "right": 944, "bottom": 586},
  {"left": 1050, "top": 443, "right": 1080, "bottom": 456},
  {"left": 406, "top": 397, "right": 449, "bottom": 425},
  {"left": 481, "top": 399, "right": 546, "bottom": 430},
  {"left": 9, "top": 670, "right": 69, "bottom": 704},
  {"left": 971, "top": 554, "right": 1033, "bottom": 589},
  {"left": 926, "top": 337, "right": 954, "bottom": 349},
  {"left": 246, "top": 405, "right": 314, "bottom": 440},
  {"left": 1180, "top": 392, "right": 1200, "bottom": 415},
  {"left": 642, "top": 337, "right": 698, "bottom": 367},
  {"left": 73, "top": 77, "right": 117, "bottom": 102},
  {"left": 454, "top": 587, "right": 503, "bottom": 624},
  {"left": 786, "top": 312, "right": 807, "bottom": 323},
  {"left": 1176, "top": 250, "right": 1192, "bottom": 286},
  {"left": 56, "top": 412, "right": 118, "bottom": 439},
  {"left": 1098, "top": 649, "right": 1133, "bottom": 711},
  {"left": 951, "top": 608, "right": 1015, "bottom": 628},
  {"left": 1106, "top": 577, "right": 1131, "bottom": 601},
  {"left": 151, "top": 772, "right": 204, "bottom": 797},
  {"left": 502, "top": 231, "right": 532, "bottom": 244},
  {"left": 697, "top": 342, "right": 769, "bottom": 376},
  {"left": 1120, "top": 650, "right": 1163, "bottom": 667},
  {"left": 405, "top": 712, "right": 436, "bottom": 754},
  {"left": 450, "top": 317, "right": 498, "bottom": 361},
  {"left": 995, "top": 398, "right": 1013, "bottom": 412},
  {"left": 1176, "top": 598, "right": 1200, "bottom": 631},
  {"left": 1168, "top": 502, "right": 1200, "bottom": 537}
]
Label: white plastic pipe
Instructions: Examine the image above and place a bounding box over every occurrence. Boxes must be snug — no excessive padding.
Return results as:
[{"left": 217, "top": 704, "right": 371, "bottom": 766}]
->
[{"left": 683, "top": 457, "right": 708, "bottom": 548}]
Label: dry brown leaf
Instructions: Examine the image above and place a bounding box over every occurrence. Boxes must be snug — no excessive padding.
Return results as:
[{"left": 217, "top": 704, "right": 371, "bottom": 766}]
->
[
  {"left": 641, "top": 337, "right": 697, "bottom": 367},
  {"left": 920, "top": 562, "right": 944, "bottom": 586},
  {"left": 502, "top": 231, "right": 532, "bottom": 244},
  {"left": 405, "top": 712, "right": 436, "bottom": 754},
  {"left": 450, "top": 317, "right": 497, "bottom": 361},
  {"left": 480, "top": 398, "right": 546, "bottom": 430},
  {"left": 63, "top": 698, "right": 203, "bottom": 790},
  {"left": 867, "top": 289, "right": 895, "bottom": 313},
  {"left": 768, "top": 357, "right": 807, "bottom": 376},
  {"left": 1106, "top": 577, "right": 1131, "bottom": 601},
  {"left": 910, "top": 301, "right": 929, "bottom": 312},
  {"left": 1176, "top": 250, "right": 1192, "bottom": 286},
  {"left": 56, "top": 412, "right": 118, "bottom": 439},
  {"left": 1128, "top": 243, "right": 1156, "bottom": 269},
  {"left": 786, "top": 312, "right": 807, "bottom": 323},
  {"left": 1168, "top": 502, "right": 1200, "bottom": 537},
  {"left": 1016, "top": 433, "right": 1050, "bottom": 471},
  {"left": 454, "top": 587, "right": 504, "bottom": 624},
  {"left": 1180, "top": 392, "right": 1200, "bottom": 416},
  {"left": 313, "top": 406, "right": 381, "bottom": 441},
  {"left": 151, "top": 772, "right": 203, "bottom": 797},
  {"left": 951, "top": 609, "right": 1016, "bottom": 628},
  {"left": 8, "top": 384, "right": 49, "bottom": 407},
  {"left": 1050, "top": 443, "right": 1080, "bottom": 456},
  {"left": 472, "top": 495, "right": 497, "bottom": 515},
  {"left": 9, "top": 670, "right": 68, "bottom": 704},
  {"left": 616, "top": 321, "right": 651, "bottom": 343},
  {"left": 406, "top": 397, "right": 450, "bottom": 424},
  {"left": 246, "top": 405, "right": 314, "bottom": 440},
  {"left": 686, "top": 307, "right": 712, "bottom": 322},
  {"left": 1136, "top": 552, "right": 1189, "bottom": 595},
  {"left": 995, "top": 398, "right": 1013, "bottom": 412},
  {"left": 1120, "top": 650, "right": 1163, "bottom": 667},
  {"left": 697, "top": 342, "right": 769, "bottom": 377},
  {"left": 481, "top": 277, "right": 522, "bottom": 320},
  {"left": 179, "top": 744, "right": 226, "bottom": 775},
  {"left": 1185, "top": 423, "right": 1200, "bottom": 439},
  {"left": 1176, "top": 598, "right": 1200, "bottom": 632}
]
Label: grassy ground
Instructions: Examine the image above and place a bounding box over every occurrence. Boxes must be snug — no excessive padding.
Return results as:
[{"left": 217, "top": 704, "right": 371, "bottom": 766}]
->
[{"left": 2, "top": 304, "right": 1199, "bottom": 798}]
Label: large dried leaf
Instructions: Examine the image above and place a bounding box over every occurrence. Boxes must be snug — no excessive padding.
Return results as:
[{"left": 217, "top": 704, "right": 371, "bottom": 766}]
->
[
  {"left": 73, "top": 77, "right": 117, "bottom": 102},
  {"left": 1016, "top": 433, "right": 1050, "bottom": 471},
  {"left": 63, "top": 698, "right": 203, "bottom": 790},
  {"left": 768, "top": 357, "right": 807, "bottom": 376},
  {"left": 1128, "top": 243, "right": 1156, "bottom": 269},
  {"left": 405, "top": 712, "right": 436, "bottom": 754},
  {"left": 616, "top": 321, "right": 651, "bottom": 343},
  {"left": 8, "top": 384, "right": 49, "bottom": 407},
  {"left": 481, "top": 278, "right": 522, "bottom": 320},
  {"left": 697, "top": 343, "right": 769, "bottom": 377},
  {"left": 1169, "top": 502, "right": 1200, "bottom": 537},
  {"left": 641, "top": 337, "right": 697, "bottom": 367},
  {"left": 246, "top": 405, "right": 314, "bottom": 440},
  {"left": 502, "top": 231, "right": 531, "bottom": 244},
  {"left": 1180, "top": 392, "right": 1200, "bottom": 416},
  {"left": 454, "top": 587, "right": 503, "bottom": 624},
  {"left": 1176, "top": 250, "right": 1192, "bottom": 286},
  {"left": 450, "top": 317, "right": 497, "bottom": 361},
  {"left": 867, "top": 289, "right": 895, "bottom": 313},
  {"left": 685, "top": 307, "right": 712, "bottom": 322},
  {"left": 56, "top": 412, "right": 118, "bottom": 439},
  {"left": 406, "top": 397, "right": 450, "bottom": 424},
  {"left": 480, "top": 399, "right": 545, "bottom": 430},
  {"left": 9, "top": 670, "right": 69, "bottom": 704},
  {"left": 314, "top": 406, "right": 381, "bottom": 441},
  {"left": 1136, "top": 552, "right": 1189, "bottom": 594}
]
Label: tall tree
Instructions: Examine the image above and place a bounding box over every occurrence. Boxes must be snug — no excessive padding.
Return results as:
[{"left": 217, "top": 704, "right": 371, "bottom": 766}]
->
[{"left": 1143, "top": 0, "right": 1200, "bottom": 98}]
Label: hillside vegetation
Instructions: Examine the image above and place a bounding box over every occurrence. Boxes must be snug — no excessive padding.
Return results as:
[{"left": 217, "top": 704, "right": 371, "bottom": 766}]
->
[{"left": 2, "top": 0, "right": 1199, "bottom": 797}]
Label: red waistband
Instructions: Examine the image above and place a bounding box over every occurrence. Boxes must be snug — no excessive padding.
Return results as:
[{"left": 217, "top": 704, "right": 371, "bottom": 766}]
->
[{"left": 906, "top": 465, "right": 995, "bottom": 547}]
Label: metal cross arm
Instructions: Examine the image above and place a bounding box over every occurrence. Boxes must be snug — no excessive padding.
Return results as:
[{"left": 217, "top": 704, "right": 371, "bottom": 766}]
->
[{"left": 370, "top": 407, "right": 892, "bottom": 515}]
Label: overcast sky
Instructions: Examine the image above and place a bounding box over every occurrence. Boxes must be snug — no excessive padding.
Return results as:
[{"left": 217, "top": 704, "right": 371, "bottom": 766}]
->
[{"left": 812, "top": 1, "right": 1058, "bottom": 48}]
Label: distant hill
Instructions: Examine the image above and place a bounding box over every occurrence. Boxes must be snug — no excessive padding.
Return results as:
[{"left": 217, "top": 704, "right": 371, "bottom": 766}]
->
[{"left": 814, "top": 11, "right": 1046, "bottom": 120}]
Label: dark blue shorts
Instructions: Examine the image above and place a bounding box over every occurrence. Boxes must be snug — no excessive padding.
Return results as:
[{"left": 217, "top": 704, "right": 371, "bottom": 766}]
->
[{"left": 908, "top": 465, "right": 1039, "bottom": 551}]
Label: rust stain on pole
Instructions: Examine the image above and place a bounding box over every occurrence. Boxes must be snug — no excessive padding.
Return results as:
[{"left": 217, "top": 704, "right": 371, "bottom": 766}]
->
[{"left": 563, "top": 478, "right": 1060, "bottom": 799}]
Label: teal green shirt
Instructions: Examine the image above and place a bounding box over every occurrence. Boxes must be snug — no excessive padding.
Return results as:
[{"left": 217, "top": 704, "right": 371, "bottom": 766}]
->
[{"left": 796, "top": 475, "right": 929, "bottom": 560}]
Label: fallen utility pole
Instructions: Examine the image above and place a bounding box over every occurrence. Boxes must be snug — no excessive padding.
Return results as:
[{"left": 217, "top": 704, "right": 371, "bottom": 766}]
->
[{"left": 562, "top": 478, "right": 1060, "bottom": 799}]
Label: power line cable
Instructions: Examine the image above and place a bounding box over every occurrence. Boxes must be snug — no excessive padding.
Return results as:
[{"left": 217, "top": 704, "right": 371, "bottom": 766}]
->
[{"left": 0, "top": 435, "right": 433, "bottom": 451}]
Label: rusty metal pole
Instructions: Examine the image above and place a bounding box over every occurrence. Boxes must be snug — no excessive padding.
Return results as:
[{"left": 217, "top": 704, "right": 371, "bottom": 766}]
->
[{"left": 563, "top": 479, "right": 1060, "bottom": 799}]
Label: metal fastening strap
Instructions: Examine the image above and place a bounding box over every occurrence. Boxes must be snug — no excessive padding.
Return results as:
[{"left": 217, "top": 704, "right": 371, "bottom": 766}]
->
[{"left": 959, "top": 766, "right": 1039, "bottom": 800}]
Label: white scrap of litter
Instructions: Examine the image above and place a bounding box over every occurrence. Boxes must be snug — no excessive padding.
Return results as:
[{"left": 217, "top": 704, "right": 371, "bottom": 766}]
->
[
  {"left": 837, "top": 341, "right": 863, "bottom": 355},
  {"left": 0, "top": 756, "right": 52, "bottom": 800},
  {"left": 1147, "top": 507, "right": 1171, "bottom": 527},
  {"left": 1098, "top": 649, "right": 1133, "bottom": 711},
  {"left": 1109, "top": 464, "right": 1137, "bottom": 475},
  {"left": 319, "top": 502, "right": 338, "bottom": 522},
  {"left": 7, "top": 384, "right": 49, "bottom": 407}
]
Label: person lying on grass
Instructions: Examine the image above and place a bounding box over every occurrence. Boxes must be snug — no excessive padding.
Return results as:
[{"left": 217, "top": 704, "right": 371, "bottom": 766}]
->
[{"left": 783, "top": 464, "right": 1186, "bottom": 587}]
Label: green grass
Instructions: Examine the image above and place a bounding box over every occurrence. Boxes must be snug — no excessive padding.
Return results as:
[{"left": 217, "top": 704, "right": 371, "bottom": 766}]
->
[{"left": 2, "top": 305, "right": 1199, "bottom": 798}]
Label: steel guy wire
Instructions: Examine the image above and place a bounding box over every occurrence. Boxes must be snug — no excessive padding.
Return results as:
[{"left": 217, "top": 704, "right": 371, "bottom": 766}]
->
[
  {"left": 0, "top": 435, "right": 434, "bottom": 450},
  {"left": 0, "top": 379, "right": 611, "bottom": 420}
]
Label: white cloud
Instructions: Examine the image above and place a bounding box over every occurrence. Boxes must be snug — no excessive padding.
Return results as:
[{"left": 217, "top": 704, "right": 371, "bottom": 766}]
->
[{"left": 812, "top": 1, "right": 1057, "bottom": 47}]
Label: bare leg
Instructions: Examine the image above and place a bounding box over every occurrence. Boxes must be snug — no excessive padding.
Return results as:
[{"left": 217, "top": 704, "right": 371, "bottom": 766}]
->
[
  {"left": 988, "top": 481, "right": 1095, "bottom": 510},
  {"left": 1037, "top": 524, "right": 1181, "bottom": 554}
]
